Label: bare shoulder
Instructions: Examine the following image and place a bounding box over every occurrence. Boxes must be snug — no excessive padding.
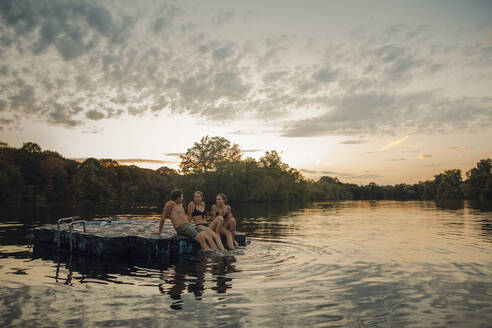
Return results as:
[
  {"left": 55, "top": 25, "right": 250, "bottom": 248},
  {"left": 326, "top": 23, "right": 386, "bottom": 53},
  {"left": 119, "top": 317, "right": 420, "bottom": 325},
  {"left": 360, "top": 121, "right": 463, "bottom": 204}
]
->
[
  {"left": 165, "top": 200, "right": 176, "bottom": 207},
  {"left": 164, "top": 200, "right": 176, "bottom": 211}
]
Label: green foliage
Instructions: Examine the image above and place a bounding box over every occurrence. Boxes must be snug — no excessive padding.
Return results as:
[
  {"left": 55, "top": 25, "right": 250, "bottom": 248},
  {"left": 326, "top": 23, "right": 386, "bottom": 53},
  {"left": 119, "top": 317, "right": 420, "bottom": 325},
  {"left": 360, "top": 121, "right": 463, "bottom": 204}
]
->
[
  {"left": 179, "top": 136, "right": 242, "bottom": 174},
  {"left": 462, "top": 159, "right": 492, "bottom": 200},
  {"left": 0, "top": 159, "right": 23, "bottom": 203},
  {"left": 21, "top": 142, "right": 42, "bottom": 153},
  {"left": 0, "top": 139, "right": 490, "bottom": 205},
  {"left": 435, "top": 169, "right": 463, "bottom": 200}
]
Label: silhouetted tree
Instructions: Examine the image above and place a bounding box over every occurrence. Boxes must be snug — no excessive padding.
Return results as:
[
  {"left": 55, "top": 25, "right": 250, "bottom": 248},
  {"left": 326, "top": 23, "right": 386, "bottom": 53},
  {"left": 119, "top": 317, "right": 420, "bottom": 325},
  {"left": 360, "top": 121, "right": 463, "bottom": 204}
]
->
[
  {"left": 462, "top": 159, "right": 492, "bottom": 200},
  {"left": 179, "top": 136, "right": 242, "bottom": 174},
  {"left": 1, "top": 139, "right": 491, "bottom": 206},
  {"left": 21, "top": 142, "right": 42, "bottom": 153},
  {"left": 435, "top": 169, "right": 463, "bottom": 200}
]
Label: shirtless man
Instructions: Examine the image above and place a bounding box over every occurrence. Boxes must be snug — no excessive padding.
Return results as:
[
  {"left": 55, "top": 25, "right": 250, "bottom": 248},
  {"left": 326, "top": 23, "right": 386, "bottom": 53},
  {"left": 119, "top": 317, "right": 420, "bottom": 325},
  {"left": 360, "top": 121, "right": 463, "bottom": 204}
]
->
[{"left": 154, "top": 189, "right": 225, "bottom": 251}]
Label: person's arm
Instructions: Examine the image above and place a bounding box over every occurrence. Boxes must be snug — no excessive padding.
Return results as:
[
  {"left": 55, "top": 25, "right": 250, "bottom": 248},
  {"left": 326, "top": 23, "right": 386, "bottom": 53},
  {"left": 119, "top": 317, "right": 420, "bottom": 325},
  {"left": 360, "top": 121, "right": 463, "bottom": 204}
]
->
[
  {"left": 210, "top": 204, "right": 216, "bottom": 220},
  {"left": 227, "top": 205, "right": 232, "bottom": 219},
  {"left": 187, "top": 202, "right": 194, "bottom": 218},
  {"left": 155, "top": 202, "right": 173, "bottom": 234}
]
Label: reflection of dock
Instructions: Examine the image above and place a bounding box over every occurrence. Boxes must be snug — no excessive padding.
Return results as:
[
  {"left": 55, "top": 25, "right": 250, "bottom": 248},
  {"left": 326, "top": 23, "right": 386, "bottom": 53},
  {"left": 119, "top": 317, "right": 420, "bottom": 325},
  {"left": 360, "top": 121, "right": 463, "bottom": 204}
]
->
[{"left": 33, "top": 218, "right": 246, "bottom": 258}]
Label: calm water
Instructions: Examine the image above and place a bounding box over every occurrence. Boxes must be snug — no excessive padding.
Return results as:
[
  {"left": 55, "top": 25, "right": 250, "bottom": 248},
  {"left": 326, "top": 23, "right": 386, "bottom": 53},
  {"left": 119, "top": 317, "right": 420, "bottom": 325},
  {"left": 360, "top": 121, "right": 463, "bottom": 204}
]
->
[{"left": 0, "top": 201, "right": 491, "bottom": 327}]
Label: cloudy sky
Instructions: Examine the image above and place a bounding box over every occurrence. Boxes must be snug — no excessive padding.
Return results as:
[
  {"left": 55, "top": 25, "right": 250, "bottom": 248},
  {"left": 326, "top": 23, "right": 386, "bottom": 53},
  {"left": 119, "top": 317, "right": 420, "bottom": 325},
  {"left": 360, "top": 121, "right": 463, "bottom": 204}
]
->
[{"left": 1, "top": 0, "right": 491, "bottom": 184}]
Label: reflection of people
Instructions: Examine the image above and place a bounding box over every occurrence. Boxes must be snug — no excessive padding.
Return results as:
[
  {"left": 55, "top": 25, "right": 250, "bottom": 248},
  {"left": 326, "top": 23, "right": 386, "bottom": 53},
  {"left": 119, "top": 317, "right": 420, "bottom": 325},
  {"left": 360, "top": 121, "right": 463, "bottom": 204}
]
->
[
  {"left": 187, "top": 191, "right": 224, "bottom": 235},
  {"left": 211, "top": 193, "right": 238, "bottom": 249},
  {"left": 155, "top": 189, "right": 225, "bottom": 251},
  {"left": 210, "top": 256, "right": 236, "bottom": 294},
  {"left": 158, "top": 255, "right": 238, "bottom": 308}
]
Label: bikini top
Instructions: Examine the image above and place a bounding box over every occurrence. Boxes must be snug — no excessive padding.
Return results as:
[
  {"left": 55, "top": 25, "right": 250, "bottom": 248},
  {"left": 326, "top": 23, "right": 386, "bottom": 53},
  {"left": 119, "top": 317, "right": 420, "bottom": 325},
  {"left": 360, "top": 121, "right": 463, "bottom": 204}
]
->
[{"left": 191, "top": 203, "right": 206, "bottom": 218}]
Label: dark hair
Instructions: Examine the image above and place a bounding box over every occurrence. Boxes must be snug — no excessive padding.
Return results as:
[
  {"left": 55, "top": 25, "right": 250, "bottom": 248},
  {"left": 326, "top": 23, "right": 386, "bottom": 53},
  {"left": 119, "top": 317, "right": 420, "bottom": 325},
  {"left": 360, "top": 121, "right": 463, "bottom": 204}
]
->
[
  {"left": 171, "top": 189, "right": 183, "bottom": 201},
  {"left": 217, "top": 193, "right": 227, "bottom": 203}
]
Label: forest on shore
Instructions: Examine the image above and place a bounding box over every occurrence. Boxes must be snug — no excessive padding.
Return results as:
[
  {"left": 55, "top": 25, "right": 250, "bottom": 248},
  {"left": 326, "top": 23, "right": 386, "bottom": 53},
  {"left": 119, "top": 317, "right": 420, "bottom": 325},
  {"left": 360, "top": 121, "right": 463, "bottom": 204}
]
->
[{"left": 1, "top": 137, "right": 491, "bottom": 206}]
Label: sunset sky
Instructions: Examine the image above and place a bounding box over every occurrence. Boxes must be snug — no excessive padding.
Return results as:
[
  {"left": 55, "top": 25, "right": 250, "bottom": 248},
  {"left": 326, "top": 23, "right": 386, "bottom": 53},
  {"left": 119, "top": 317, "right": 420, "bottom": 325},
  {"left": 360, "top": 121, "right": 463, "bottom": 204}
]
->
[{"left": 1, "top": 0, "right": 491, "bottom": 184}]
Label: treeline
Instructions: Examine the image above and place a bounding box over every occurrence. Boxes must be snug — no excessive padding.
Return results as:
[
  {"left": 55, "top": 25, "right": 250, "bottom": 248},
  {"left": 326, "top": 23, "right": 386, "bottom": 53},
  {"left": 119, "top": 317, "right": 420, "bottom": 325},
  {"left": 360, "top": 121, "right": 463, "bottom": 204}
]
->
[{"left": 0, "top": 138, "right": 491, "bottom": 206}]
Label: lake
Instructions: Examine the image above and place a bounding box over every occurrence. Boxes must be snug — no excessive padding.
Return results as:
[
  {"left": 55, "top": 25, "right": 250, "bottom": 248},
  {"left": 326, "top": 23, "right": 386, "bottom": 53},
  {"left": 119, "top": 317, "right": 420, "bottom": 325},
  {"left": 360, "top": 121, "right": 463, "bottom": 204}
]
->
[{"left": 0, "top": 200, "right": 491, "bottom": 327}]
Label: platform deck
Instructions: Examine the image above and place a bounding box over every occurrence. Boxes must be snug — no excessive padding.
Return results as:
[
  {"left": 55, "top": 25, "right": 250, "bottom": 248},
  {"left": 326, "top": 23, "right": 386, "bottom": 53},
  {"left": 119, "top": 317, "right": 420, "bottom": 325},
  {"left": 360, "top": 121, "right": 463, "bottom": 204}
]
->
[{"left": 33, "top": 219, "right": 246, "bottom": 258}]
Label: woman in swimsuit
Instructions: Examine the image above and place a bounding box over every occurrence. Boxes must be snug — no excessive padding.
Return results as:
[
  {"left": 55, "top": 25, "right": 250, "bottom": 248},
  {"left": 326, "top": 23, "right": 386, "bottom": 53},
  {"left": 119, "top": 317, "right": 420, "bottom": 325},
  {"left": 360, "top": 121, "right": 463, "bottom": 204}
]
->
[
  {"left": 210, "top": 193, "right": 238, "bottom": 249},
  {"left": 187, "top": 191, "right": 224, "bottom": 235}
]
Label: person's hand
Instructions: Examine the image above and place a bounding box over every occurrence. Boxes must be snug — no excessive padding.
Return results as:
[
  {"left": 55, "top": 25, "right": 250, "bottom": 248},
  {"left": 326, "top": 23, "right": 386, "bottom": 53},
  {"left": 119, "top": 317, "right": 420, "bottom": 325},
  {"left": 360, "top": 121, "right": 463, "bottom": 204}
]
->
[{"left": 153, "top": 231, "right": 161, "bottom": 235}]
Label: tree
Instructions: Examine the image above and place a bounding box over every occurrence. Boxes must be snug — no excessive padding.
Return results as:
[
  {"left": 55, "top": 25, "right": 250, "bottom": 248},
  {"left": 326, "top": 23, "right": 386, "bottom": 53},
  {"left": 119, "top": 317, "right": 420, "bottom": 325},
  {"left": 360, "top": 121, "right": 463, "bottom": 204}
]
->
[
  {"left": 40, "top": 157, "right": 69, "bottom": 201},
  {"left": 21, "top": 142, "right": 42, "bottom": 153},
  {"left": 179, "top": 136, "right": 242, "bottom": 174},
  {"left": 435, "top": 169, "right": 463, "bottom": 200},
  {"left": 259, "top": 151, "right": 288, "bottom": 171},
  {"left": 463, "top": 159, "right": 492, "bottom": 200},
  {"left": 0, "top": 160, "right": 23, "bottom": 202},
  {"left": 72, "top": 158, "right": 116, "bottom": 202},
  {"left": 156, "top": 166, "right": 179, "bottom": 176},
  {"left": 422, "top": 181, "right": 437, "bottom": 200}
]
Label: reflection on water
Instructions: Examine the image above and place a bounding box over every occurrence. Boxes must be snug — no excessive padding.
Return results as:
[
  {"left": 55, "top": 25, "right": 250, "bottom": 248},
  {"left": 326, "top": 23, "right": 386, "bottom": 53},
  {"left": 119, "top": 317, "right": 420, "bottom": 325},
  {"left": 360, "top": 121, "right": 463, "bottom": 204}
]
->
[
  {"left": 29, "top": 245, "right": 240, "bottom": 310},
  {"left": 159, "top": 254, "right": 238, "bottom": 310},
  {"left": 0, "top": 200, "right": 491, "bottom": 327}
]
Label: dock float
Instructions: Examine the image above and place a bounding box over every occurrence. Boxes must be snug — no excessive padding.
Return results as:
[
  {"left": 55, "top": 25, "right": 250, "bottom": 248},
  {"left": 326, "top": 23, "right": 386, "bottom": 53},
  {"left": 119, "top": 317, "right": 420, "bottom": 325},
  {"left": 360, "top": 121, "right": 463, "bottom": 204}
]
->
[{"left": 33, "top": 218, "right": 246, "bottom": 258}]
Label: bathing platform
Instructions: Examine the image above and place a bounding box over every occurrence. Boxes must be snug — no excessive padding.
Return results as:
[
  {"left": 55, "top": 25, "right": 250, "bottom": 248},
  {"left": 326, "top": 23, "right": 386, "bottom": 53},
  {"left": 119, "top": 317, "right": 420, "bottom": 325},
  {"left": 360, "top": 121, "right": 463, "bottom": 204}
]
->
[{"left": 33, "top": 218, "right": 246, "bottom": 258}]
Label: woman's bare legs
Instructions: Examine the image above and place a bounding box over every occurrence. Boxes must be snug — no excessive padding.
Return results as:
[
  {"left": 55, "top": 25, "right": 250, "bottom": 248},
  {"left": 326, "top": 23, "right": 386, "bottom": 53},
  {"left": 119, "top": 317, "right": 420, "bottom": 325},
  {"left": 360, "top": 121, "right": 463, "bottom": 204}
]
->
[
  {"left": 225, "top": 217, "right": 238, "bottom": 247},
  {"left": 208, "top": 216, "right": 224, "bottom": 235},
  {"left": 220, "top": 228, "right": 234, "bottom": 250},
  {"left": 199, "top": 226, "right": 225, "bottom": 250},
  {"left": 194, "top": 232, "right": 212, "bottom": 251}
]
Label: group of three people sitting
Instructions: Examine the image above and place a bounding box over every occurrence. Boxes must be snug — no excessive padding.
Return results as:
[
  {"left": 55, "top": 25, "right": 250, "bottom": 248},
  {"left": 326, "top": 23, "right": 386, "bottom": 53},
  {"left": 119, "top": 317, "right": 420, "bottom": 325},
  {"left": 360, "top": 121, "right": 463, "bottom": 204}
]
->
[{"left": 154, "top": 189, "right": 238, "bottom": 251}]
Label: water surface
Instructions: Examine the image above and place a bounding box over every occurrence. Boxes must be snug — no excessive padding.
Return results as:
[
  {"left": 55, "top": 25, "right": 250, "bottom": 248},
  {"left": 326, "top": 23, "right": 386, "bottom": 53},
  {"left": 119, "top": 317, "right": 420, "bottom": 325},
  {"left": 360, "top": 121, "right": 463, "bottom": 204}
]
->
[{"left": 0, "top": 201, "right": 491, "bottom": 327}]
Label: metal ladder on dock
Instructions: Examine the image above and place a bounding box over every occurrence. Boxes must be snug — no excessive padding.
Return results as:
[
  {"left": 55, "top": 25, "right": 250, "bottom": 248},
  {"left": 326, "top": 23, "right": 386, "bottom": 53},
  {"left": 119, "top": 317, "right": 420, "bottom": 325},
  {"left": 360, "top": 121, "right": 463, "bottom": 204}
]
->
[{"left": 57, "top": 217, "right": 86, "bottom": 252}]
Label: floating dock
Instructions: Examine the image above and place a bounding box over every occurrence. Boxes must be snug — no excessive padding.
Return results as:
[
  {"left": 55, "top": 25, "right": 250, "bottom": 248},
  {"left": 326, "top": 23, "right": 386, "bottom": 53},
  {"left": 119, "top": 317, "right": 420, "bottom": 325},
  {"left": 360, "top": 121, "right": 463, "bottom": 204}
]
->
[{"left": 33, "top": 218, "right": 246, "bottom": 258}]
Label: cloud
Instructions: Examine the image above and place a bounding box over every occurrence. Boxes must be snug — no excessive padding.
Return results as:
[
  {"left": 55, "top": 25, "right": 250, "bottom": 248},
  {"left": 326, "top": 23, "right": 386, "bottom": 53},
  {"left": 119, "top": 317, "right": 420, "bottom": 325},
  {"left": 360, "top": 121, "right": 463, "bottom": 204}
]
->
[
  {"left": 85, "top": 110, "right": 105, "bottom": 120},
  {"left": 418, "top": 154, "right": 432, "bottom": 159},
  {"left": 0, "top": 2, "right": 491, "bottom": 137},
  {"left": 0, "top": 0, "right": 130, "bottom": 60},
  {"left": 114, "top": 159, "right": 177, "bottom": 165},
  {"left": 164, "top": 152, "right": 184, "bottom": 157},
  {"left": 228, "top": 129, "right": 257, "bottom": 135},
  {"left": 449, "top": 146, "right": 473, "bottom": 152},
  {"left": 151, "top": 4, "right": 183, "bottom": 34},
  {"left": 300, "top": 169, "right": 383, "bottom": 180},
  {"left": 389, "top": 158, "right": 406, "bottom": 161},
  {"left": 0, "top": 118, "right": 13, "bottom": 124},
  {"left": 0, "top": 98, "right": 6, "bottom": 111},
  {"left": 212, "top": 10, "right": 234, "bottom": 27},
  {"left": 9, "top": 83, "right": 38, "bottom": 113},
  {"left": 282, "top": 92, "right": 492, "bottom": 137},
  {"left": 82, "top": 126, "right": 104, "bottom": 134},
  {"left": 340, "top": 139, "right": 367, "bottom": 145},
  {"left": 379, "top": 136, "right": 408, "bottom": 152},
  {"left": 343, "top": 174, "right": 383, "bottom": 180},
  {"left": 229, "top": 128, "right": 279, "bottom": 135},
  {"left": 72, "top": 158, "right": 176, "bottom": 165},
  {"left": 240, "top": 149, "right": 263, "bottom": 153},
  {"left": 48, "top": 103, "right": 83, "bottom": 127}
]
